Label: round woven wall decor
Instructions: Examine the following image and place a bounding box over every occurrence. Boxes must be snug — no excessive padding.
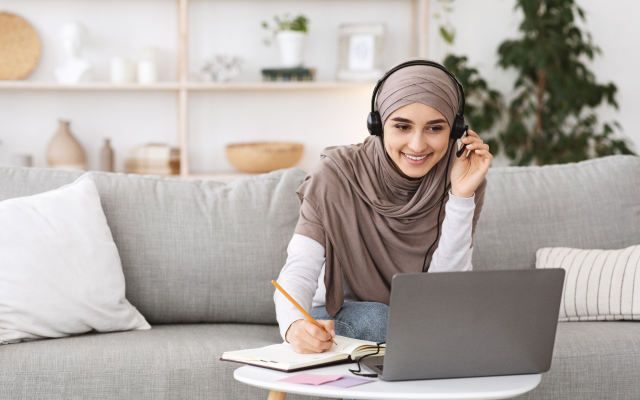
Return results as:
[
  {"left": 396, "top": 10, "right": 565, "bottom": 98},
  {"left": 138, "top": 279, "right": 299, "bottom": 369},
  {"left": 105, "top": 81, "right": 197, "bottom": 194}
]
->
[{"left": 0, "top": 12, "right": 42, "bottom": 80}]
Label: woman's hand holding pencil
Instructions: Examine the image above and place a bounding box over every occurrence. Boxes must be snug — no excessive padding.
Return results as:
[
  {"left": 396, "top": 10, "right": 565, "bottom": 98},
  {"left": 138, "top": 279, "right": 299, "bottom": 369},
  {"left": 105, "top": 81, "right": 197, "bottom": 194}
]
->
[{"left": 272, "top": 280, "right": 337, "bottom": 354}]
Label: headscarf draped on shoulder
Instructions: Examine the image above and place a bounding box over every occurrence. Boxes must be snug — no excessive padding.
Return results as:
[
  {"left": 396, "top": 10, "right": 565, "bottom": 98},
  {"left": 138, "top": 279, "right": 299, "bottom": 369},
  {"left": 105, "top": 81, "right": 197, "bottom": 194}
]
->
[{"left": 295, "top": 57, "right": 487, "bottom": 317}]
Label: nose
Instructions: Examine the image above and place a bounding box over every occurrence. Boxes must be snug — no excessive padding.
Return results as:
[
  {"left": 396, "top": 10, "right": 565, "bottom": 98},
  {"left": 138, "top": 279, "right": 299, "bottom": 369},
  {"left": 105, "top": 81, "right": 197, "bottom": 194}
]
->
[{"left": 407, "top": 130, "right": 428, "bottom": 154}]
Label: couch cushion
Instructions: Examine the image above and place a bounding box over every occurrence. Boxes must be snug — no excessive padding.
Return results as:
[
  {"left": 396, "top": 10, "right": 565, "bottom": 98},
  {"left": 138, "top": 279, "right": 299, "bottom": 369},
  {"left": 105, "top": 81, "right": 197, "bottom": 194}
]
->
[
  {"left": 474, "top": 155, "right": 640, "bottom": 271},
  {"left": 0, "top": 324, "right": 328, "bottom": 400},
  {"left": 0, "top": 167, "right": 307, "bottom": 324},
  {"left": 514, "top": 321, "right": 640, "bottom": 399},
  {"left": 0, "top": 174, "right": 150, "bottom": 344},
  {"left": 3, "top": 322, "right": 638, "bottom": 400},
  {"left": 536, "top": 244, "right": 640, "bottom": 322}
]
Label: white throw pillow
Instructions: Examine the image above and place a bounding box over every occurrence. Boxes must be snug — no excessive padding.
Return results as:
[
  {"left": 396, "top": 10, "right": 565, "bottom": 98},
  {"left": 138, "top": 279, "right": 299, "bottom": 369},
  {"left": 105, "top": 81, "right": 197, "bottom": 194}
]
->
[
  {"left": 0, "top": 173, "right": 150, "bottom": 344},
  {"left": 536, "top": 245, "right": 640, "bottom": 321}
]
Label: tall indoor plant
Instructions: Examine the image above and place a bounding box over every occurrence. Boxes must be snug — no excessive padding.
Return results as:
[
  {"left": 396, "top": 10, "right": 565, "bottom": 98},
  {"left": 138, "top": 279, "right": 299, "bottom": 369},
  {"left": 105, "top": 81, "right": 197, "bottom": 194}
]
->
[
  {"left": 497, "top": 0, "right": 636, "bottom": 166},
  {"left": 262, "top": 14, "right": 309, "bottom": 68}
]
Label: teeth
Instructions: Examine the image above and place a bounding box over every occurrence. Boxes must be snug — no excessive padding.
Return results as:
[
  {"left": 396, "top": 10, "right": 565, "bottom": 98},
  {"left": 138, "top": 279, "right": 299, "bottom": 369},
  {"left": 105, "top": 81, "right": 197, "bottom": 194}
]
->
[{"left": 404, "top": 153, "right": 427, "bottom": 161}]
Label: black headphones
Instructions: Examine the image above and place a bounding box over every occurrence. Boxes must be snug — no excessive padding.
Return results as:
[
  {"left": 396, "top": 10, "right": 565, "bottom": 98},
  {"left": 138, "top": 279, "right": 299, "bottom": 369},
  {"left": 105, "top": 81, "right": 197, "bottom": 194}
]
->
[
  {"left": 367, "top": 59, "right": 468, "bottom": 144},
  {"left": 366, "top": 60, "right": 469, "bottom": 272}
]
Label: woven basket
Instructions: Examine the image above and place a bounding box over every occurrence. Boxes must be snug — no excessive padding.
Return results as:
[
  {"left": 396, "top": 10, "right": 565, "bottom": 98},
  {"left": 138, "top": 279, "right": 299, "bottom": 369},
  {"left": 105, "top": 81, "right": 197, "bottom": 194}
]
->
[
  {"left": 0, "top": 12, "right": 41, "bottom": 80},
  {"left": 226, "top": 142, "right": 304, "bottom": 173}
]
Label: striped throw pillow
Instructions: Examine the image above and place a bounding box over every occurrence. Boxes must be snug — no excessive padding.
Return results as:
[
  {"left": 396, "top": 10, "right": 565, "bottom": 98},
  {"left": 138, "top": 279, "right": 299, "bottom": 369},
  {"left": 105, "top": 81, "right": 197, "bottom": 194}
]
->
[{"left": 536, "top": 245, "right": 640, "bottom": 322}]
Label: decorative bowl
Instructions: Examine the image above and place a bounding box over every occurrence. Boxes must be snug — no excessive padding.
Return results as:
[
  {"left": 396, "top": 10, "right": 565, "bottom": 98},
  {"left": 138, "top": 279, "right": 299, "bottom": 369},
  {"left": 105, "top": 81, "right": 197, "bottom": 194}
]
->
[{"left": 226, "top": 142, "right": 304, "bottom": 173}]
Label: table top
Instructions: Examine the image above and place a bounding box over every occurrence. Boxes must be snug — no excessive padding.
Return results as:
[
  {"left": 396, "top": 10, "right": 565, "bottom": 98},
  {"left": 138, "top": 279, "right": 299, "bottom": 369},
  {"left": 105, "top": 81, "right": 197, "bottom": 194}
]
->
[{"left": 234, "top": 363, "right": 541, "bottom": 400}]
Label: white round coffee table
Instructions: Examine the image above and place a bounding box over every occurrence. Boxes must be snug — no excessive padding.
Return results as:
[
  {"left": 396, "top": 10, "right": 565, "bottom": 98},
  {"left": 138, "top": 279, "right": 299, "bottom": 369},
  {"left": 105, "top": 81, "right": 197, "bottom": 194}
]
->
[{"left": 234, "top": 363, "right": 541, "bottom": 400}]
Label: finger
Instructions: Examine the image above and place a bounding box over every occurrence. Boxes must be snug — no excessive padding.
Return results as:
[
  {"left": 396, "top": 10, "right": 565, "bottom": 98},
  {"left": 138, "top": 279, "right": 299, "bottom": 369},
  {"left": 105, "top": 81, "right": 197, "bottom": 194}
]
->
[
  {"left": 305, "top": 321, "right": 332, "bottom": 341},
  {"left": 470, "top": 149, "right": 493, "bottom": 160},
  {"left": 299, "top": 336, "right": 332, "bottom": 352},
  {"left": 461, "top": 135, "right": 483, "bottom": 145},
  {"left": 318, "top": 320, "right": 335, "bottom": 338},
  {"left": 466, "top": 129, "right": 480, "bottom": 138},
  {"left": 315, "top": 339, "right": 334, "bottom": 351},
  {"left": 470, "top": 148, "right": 491, "bottom": 155},
  {"left": 319, "top": 340, "right": 333, "bottom": 351},
  {"left": 464, "top": 142, "right": 489, "bottom": 151},
  {"left": 302, "top": 322, "right": 333, "bottom": 345},
  {"left": 290, "top": 332, "right": 319, "bottom": 354},
  {"left": 297, "top": 330, "right": 333, "bottom": 352},
  {"left": 296, "top": 329, "right": 327, "bottom": 351}
]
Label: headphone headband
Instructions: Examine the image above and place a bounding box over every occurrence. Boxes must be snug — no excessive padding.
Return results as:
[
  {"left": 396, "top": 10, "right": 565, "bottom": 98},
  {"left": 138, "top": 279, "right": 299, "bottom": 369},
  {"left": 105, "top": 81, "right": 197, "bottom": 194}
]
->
[{"left": 370, "top": 60, "right": 466, "bottom": 118}]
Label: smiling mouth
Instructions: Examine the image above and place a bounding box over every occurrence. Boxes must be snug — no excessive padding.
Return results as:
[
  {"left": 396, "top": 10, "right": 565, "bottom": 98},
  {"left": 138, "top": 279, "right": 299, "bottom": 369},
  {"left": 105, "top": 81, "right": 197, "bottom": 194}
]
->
[{"left": 402, "top": 152, "right": 430, "bottom": 161}]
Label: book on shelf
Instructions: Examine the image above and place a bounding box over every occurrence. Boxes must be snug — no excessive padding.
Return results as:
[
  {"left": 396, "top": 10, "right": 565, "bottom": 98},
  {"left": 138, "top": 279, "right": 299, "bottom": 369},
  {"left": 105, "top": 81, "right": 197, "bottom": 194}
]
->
[
  {"left": 220, "top": 335, "right": 385, "bottom": 372},
  {"left": 125, "top": 144, "right": 180, "bottom": 176},
  {"left": 261, "top": 68, "right": 316, "bottom": 82}
]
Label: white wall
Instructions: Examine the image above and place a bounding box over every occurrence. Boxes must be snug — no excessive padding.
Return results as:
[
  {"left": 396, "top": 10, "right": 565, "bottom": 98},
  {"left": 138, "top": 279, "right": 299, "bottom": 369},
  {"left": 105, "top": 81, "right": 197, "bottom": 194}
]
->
[{"left": 0, "top": 0, "right": 638, "bottom": 173}]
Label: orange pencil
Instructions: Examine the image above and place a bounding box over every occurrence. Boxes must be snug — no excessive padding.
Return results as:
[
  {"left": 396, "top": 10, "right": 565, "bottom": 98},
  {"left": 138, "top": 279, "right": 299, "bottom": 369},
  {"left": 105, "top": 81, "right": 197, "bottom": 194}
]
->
[{"left": 271, "top": 280, "right": 337, "bottom": 345}]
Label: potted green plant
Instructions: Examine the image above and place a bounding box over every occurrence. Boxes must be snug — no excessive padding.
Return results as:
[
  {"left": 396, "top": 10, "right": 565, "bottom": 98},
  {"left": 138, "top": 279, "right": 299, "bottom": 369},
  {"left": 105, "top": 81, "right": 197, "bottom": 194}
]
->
[{"left": 262, "top": 14, "right": 309, "bottom": 68}]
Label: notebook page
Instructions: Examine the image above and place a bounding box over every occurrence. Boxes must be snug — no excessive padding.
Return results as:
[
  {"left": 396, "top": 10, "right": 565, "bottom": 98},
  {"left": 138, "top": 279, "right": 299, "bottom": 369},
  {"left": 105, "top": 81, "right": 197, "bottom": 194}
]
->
[
  {"left": 222, "top": 335, "right": 383, "bottom": 369},
  {"left": 333, "top": 336, "right": 381, "bottom": 354},
  {"left": 223, "top": 343, "right": 346, "bottom": 366}
]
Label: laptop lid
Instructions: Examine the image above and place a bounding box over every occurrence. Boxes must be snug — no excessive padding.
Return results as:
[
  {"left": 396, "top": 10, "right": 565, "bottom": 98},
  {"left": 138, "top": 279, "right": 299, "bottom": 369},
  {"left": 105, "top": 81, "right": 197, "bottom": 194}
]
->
[{"left": 379, "top": 269, "right": 565, "bottom": 381}]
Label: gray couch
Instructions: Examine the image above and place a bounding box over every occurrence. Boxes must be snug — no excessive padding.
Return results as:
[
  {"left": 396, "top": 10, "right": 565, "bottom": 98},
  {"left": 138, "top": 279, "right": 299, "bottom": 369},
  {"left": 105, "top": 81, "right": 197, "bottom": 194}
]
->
[{"left": 1, "top": 154, "right": 639, "bottom": 400}]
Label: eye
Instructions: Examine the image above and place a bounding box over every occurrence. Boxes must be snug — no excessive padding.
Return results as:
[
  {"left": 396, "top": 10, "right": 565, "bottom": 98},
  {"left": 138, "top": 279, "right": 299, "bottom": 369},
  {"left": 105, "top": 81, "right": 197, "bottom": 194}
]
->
[
  {"left": 394, "top": 124, "right": 410, "bottom": 131},
  {"left": 427, "top": 125, "right": 444, "bottom": 132}
]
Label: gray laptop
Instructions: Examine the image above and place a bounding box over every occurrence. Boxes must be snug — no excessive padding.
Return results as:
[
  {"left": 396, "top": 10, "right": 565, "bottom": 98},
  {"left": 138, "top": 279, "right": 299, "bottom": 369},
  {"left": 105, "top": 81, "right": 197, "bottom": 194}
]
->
[{"left": 361, "top": 269, "right": 565, "bottom": 381}]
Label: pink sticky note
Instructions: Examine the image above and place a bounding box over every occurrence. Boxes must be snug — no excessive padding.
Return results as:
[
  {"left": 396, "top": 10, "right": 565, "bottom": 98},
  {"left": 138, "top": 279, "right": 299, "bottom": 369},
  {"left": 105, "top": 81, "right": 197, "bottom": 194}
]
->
[
  {"left": 323, "top": 375, "right": 375, "bottom": 388},
  {"left": 277, "top": 373, "right": 344, "bottom": 386}
]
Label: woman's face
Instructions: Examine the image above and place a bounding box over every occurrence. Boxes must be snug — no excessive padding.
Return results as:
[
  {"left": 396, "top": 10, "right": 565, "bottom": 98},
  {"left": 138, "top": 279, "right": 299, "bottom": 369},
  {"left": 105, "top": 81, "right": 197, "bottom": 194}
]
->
[{"left": 383, "top": 102, "right": 451, "bottom": 179}]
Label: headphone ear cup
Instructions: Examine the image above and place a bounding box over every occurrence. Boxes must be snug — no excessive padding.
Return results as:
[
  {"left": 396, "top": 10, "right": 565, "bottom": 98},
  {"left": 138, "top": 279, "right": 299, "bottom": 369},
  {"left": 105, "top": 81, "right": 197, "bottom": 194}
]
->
[
  {"left": 450, "top": 114, "right": 467, "bottom": 140},
  {"left": 367, "top": 112, "right": 383, "bottom": 136}
]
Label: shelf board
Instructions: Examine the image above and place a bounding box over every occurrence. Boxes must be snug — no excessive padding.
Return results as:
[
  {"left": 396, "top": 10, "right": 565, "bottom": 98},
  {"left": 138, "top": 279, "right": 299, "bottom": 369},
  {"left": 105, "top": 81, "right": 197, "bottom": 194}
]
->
[
  {"left": 0, "top": 81, "right": 182, "bottom": 91},
  {"left": 185, "top": 81, "right": 375, "bottom": 91},
  {"left": 0, "top": 80, "right": 374, "bottom": 92}
]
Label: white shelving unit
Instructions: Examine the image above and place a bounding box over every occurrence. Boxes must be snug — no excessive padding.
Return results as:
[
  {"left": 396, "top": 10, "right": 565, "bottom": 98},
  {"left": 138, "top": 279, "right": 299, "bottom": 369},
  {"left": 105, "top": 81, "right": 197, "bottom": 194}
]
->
[{"left": 1, "top": 0, "right": 430, "bottom": 181}]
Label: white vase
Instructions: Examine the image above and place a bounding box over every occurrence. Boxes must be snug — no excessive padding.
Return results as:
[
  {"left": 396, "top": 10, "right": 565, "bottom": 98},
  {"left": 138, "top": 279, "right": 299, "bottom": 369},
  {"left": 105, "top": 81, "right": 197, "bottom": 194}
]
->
[
  {"left": 276, "top": 31, "right": 306, "bottom": 68},
  {"left": 137, "top": 59, "right": 158, "bottom": 84},
  {"left": 110, "top": 56, "right": 135, "bottom": 83},
  {"left": 137, "top": 46, "right": 159, "bottom": 84}
]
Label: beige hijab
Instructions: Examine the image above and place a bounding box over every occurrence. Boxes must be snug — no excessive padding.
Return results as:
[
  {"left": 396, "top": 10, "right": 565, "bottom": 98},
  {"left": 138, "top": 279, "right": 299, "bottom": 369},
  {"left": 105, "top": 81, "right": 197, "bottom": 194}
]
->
[{"left": 295, "top": 58, "right": 488, "bottom": 317}]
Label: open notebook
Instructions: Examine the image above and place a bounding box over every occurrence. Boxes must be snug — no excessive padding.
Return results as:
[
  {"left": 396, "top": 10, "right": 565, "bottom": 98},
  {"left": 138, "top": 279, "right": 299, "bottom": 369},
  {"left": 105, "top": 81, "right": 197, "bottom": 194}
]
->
[{"left": 221, "top": 335, "right": 385, "bottom": 372}]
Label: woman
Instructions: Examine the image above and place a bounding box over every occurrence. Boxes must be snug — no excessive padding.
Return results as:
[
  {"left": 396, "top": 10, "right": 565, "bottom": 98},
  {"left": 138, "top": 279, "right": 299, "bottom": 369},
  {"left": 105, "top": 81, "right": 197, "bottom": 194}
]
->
[{"left": 274, "top": 58, "right": 492, "bottom": 354}]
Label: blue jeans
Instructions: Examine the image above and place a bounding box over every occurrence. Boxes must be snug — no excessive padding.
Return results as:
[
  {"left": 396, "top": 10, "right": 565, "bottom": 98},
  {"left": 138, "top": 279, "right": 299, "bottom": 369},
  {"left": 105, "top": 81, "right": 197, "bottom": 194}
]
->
[
  {"left": 309, "top": 301, "right": 389, "bottom": 343},
  {"left": 311, "top": 302, "right": 388, "bottom": 400}
]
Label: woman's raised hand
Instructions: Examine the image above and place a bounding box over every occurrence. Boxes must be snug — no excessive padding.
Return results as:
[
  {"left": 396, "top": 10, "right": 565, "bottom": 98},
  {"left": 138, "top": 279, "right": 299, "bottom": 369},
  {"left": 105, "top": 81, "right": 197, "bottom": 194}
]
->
[
  {"left": 450, "top": 129, "right": 492, "bottom": 198},
  {"left": 285, "top": 319, "right": 336, "bottom": 354}
]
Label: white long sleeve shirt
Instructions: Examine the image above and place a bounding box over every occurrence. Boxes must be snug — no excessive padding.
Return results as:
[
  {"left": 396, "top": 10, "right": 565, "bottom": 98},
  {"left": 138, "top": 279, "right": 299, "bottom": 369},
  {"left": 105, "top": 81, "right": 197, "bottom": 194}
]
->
[{"left": 274, "top": 189, "right": 476, "bottom": 340}]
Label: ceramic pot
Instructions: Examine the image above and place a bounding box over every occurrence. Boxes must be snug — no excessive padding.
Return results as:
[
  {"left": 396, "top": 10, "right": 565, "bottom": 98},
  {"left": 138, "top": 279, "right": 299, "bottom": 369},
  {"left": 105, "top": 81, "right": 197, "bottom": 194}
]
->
[
  {"left": 276, "top": 31, "right": 306, "bottom": 67},
  {"left": 46, "top": 119, "right": 86, "bottom": 170},
  {"left": 99, "top": 138, "right": 114, "bottom": 172},
  {"left": 11, "top": 154, "right": 33, "bottom": 167}
]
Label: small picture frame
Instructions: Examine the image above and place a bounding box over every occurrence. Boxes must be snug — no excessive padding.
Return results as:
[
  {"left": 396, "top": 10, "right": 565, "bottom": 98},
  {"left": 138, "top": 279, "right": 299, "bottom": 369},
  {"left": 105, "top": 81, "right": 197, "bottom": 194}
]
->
[{"left": 336, "top": 23, "right": 386, "bottom": 82}]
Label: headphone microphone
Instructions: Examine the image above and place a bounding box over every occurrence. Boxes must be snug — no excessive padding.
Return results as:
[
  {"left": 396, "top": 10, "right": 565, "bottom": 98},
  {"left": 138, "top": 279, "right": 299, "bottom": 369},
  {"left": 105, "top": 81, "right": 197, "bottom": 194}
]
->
[{"left": 365, "top": 60, "right": 469, "bottom": 272}]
